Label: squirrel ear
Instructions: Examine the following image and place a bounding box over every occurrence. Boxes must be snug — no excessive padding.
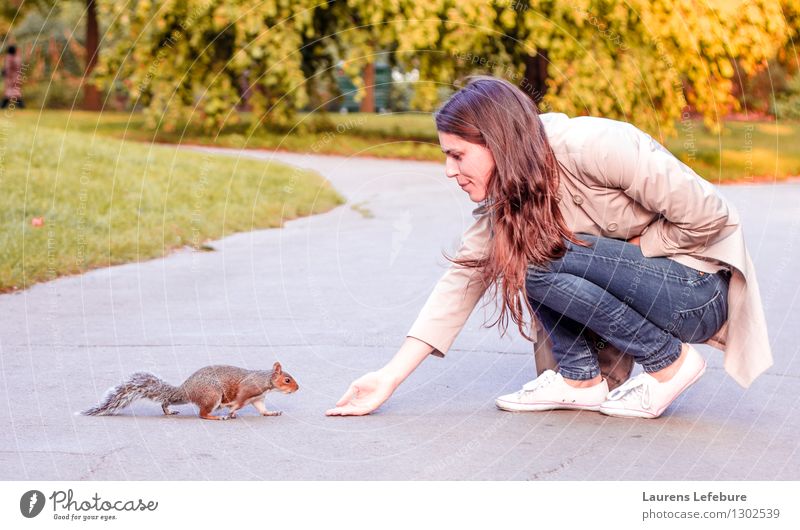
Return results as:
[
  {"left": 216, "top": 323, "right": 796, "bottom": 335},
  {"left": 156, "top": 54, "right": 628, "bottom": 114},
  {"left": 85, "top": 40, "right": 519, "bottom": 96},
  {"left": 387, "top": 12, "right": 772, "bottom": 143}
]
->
[{"left": 273, "top": 362, "right": 282, "bottom": 374}]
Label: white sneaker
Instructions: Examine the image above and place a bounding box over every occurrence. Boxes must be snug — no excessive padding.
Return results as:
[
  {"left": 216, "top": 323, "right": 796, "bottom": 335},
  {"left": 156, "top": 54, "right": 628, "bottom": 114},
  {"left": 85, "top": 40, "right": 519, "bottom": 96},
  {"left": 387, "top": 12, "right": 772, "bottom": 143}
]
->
[
  {"left": 495, "top": 370, "right": 610, "bottom": 412},
  {"left": 599, "top": 344, "right": 706, "bottom": 419}
]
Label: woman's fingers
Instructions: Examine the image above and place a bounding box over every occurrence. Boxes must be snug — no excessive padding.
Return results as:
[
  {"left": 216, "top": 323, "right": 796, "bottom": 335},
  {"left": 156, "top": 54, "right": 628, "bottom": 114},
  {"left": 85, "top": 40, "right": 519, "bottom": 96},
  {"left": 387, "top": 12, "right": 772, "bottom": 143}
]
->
[
  {"left": 335, "top": 384, "right": 358, "bottom": 407},
  {"left": 327, "top": 373, "right": 386, "bottom": 415},
  {"left": 325, "top": 404, "right": 370, "bottom": 416}
]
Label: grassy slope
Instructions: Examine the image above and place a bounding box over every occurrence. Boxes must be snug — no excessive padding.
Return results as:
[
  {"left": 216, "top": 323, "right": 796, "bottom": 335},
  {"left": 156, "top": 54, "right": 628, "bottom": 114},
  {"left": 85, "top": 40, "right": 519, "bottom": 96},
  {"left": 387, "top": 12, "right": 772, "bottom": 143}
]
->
[{"left": 0, "top": 112, "right": 344, "bottom": 292}]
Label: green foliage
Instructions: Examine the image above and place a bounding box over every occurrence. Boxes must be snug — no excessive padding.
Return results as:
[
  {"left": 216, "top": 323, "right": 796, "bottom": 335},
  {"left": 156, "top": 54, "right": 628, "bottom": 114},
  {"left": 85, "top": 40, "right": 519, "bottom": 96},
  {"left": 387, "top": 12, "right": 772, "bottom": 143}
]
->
[
  {"left": 444, "top": 0, "right": 786, "bottom": 134},
  {"left": 0, "top": 0, "right": 56, "bottom": 33},
  {"left": 93, "top": 0, "right": 791, "bottom": 138},
  {"left": 95, "top": 0, "right": 316, "bottom": 133},
  {"left": 736, "top": 60, "right": 789, "bottom": 116},
  {"left": 24, "top": 77, "right": 82, "bottom": 109},
  {"left": 772, "top": 70, "right": 800, "bottom": 119},
  {"left": 777, "top": 0, "right": 800, "bottom": 66},
  {"left": 1, "top": 2, "right": 121, "bottom": 110},
  {"left": 305, "top": 0, "right": 790, "bottom": 135}
]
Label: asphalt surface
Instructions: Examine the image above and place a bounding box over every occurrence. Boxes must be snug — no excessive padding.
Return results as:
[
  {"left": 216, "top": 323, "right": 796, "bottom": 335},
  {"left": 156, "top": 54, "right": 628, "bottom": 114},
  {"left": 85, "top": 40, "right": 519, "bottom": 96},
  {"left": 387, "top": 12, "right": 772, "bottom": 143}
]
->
[{"left": 1, "top": 147, "right": 798, "bottom": 480}]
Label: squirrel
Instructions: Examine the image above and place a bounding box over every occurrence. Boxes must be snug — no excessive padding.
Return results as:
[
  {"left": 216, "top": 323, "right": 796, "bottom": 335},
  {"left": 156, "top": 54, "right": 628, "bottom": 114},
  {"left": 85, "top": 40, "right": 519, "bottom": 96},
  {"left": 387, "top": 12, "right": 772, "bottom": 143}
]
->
[{"left": 80, "top": 362, "right": 298, "bottom": 420}]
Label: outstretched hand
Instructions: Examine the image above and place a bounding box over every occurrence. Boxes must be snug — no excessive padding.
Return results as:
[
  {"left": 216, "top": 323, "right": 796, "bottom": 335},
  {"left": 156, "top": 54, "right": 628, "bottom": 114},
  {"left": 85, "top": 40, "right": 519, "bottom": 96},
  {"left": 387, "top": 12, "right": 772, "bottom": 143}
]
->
[{"left": 325, "top": 370, "right": 398, "bottom": 416}]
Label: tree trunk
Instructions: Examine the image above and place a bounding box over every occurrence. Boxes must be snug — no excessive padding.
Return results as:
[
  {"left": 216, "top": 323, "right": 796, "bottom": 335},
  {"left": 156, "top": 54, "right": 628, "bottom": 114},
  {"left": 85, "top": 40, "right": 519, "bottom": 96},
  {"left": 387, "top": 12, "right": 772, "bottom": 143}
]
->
[
  {"left": 522, "top": 50, "right": 549, "bottom": 104},
  {"left": 83, "top": 0, "right": 101, "bottom": 110},
  {"left": 359, "top": 62, "right": 375, "bottom": 113}
]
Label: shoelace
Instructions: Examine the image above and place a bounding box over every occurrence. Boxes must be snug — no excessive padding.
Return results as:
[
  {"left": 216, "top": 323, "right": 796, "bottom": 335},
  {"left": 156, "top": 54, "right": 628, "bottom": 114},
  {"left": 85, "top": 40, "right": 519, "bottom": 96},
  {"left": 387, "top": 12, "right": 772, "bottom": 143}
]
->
[
  {"left": 520, "top": 371, "right": 557, "bottom": 394},
  {"left": 606, "top": 374, "right": 652, "bottom": 410}
]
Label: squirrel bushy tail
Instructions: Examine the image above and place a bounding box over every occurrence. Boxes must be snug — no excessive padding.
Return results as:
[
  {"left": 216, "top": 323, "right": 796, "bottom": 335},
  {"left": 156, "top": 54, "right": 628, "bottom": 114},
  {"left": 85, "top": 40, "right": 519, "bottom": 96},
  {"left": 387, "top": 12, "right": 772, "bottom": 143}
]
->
[{"left": 80, "top": 372, "right": 185, "bottom": 416}]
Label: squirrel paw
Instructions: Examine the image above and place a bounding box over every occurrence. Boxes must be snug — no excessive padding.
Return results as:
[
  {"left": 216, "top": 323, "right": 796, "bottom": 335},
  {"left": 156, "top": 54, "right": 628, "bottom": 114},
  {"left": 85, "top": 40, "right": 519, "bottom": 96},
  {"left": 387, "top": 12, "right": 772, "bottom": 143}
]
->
[{"left": 226, "top": 412, "right": 238, "bottom": 420}]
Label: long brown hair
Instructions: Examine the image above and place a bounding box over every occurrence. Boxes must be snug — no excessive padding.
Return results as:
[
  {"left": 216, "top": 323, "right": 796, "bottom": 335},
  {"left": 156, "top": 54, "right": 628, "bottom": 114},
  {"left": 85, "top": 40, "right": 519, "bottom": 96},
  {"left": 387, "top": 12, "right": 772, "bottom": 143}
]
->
[{"left": 435, "top": 75, "right": 589, "bottom": 341}]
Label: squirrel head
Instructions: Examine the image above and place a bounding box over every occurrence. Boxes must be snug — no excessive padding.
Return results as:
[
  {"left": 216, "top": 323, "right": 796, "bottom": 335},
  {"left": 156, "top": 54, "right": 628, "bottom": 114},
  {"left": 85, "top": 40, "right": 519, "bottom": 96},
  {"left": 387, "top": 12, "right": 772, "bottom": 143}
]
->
[{"left": 271, "top": 362, "right": 299, "bottom": 394}]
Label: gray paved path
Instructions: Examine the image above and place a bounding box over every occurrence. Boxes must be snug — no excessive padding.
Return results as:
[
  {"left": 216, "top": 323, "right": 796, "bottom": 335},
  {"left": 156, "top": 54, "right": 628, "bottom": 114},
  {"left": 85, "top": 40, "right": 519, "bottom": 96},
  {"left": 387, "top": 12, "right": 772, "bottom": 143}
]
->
[{"left": 2, "top": 147, "right": 799, "bottom": 480}]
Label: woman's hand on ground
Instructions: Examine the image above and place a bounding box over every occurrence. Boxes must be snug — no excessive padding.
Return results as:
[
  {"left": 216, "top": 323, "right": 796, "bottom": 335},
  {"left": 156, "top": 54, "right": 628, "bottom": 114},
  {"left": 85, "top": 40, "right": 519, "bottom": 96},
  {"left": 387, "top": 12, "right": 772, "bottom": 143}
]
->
[{"left": 325, "top": 369, "right": 399, "bottom": 416}]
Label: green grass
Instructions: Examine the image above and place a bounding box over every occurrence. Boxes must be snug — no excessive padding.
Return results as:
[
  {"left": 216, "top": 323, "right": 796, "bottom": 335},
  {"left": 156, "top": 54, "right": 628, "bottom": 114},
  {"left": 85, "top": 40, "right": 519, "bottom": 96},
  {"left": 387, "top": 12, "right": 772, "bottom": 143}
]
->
[
  {"left": 28, "top": 110, "right": 444, "bottom": 161},
  {"left": 0, "top": 111, "right": 345, "bottom": 292},
  {"left": 25, "top": 110, "right": 800, "bottom": 182},
  {"left": 663, "top": 120, "right": 800, "bottom": 183}
]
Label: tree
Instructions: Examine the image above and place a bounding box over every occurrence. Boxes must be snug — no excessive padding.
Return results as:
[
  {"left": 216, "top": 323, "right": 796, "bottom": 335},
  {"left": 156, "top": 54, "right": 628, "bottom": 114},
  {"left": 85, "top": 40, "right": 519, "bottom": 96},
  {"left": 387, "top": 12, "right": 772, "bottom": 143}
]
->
[
  {"left": 95, "top": 0, "right": 317, "bottom": 132},
  {"left": 1, "top": 0, "right": 105, "bottom": 110},
  {"left": 337, "top": 0, "right": 789, "bottom": 135},
  {"left": 336, "top": 0, "right": 793, "bottom": 133},
  {"left": 777, "top": 0, "right": 800, "bottom": 69},
  {"left": 95, "top": 1, "right": 791, "bottom": 136},
  {"left": 83, "top": 0, "right": 100, "bottom": 110}
]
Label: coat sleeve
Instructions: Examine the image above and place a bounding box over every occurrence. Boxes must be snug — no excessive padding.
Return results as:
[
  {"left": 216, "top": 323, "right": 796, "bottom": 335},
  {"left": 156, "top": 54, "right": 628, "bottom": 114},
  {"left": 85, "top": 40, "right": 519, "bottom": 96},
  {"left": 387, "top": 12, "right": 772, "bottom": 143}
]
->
[
  {"left": 580, "top": 121, "right": 739, "bottom": 256},
  {"left": 406, "top": 213, "right": 492, "bottom": 357}
]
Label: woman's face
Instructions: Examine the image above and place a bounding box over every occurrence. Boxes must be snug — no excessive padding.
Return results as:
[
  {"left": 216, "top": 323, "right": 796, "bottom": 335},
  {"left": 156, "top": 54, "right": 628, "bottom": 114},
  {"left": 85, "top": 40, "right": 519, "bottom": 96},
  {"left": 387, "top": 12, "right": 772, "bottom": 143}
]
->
[{"left": 438, "top": 131, "right": 495, "bottom": 203}]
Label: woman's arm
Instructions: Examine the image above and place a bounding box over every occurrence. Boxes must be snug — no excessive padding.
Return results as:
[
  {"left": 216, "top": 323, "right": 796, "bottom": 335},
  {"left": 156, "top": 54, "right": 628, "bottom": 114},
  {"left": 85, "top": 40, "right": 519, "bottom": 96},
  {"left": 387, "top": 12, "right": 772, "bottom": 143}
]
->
[
  {"left": 325, "top": 337, "right": 433, "bottom": 416},
  {"left": 405, "top": 212, "right": 492, "bottom": 355},
  {"left": 326, "top": 211, "right": 492, "bottom": 416},
  {"left": 580, "top": 120, "right": 738, "bottom": 254}
]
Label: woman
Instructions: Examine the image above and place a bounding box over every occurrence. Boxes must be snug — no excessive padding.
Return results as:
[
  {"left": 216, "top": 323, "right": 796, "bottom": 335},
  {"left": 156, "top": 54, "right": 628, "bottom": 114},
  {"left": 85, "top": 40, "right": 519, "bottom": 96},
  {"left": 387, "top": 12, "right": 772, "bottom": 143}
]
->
[
  {"left": 326, "top": 75, "right": 772, "bottom": 419},
  {"left": 2, "top": 45, "right": 24, "bottom": 109}
]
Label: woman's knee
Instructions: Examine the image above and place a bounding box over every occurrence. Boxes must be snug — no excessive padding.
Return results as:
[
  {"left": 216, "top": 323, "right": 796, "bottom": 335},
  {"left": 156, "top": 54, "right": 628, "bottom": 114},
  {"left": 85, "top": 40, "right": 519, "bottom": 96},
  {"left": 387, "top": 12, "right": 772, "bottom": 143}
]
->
[{"left": 525, "top": 264, "right": 555, "bottom": 294}]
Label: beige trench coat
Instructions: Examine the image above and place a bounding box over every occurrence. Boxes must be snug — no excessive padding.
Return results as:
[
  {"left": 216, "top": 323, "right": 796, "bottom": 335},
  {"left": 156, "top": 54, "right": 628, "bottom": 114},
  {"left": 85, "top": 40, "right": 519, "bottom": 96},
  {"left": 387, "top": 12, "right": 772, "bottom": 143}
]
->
[{"left": 407, "top": 112, "right": 773, "bottom": 388}]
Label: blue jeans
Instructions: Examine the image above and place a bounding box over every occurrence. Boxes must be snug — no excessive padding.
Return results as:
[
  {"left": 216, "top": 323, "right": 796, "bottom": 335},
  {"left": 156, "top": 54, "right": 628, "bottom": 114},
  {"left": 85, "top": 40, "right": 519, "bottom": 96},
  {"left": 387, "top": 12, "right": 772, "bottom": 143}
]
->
[{"left": 525, "top": 233, "right": 730, "bottom": 381}]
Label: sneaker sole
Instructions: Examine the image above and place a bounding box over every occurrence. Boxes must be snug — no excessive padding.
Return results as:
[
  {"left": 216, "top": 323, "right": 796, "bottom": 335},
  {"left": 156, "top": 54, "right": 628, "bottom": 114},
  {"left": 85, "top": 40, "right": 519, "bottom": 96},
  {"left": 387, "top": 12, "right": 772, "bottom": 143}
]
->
[
  {"left": 599, "top": 361, "right": 707, "bottom": 419},
  {"left": 495, "top": 399, "right": 602, "bottom": 412}
]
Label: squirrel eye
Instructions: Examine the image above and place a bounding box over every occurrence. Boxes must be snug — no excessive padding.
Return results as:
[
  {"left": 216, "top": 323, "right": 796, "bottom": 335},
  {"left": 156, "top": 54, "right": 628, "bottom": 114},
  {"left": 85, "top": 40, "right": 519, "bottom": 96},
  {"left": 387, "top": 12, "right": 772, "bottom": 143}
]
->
[{"left": 284, "top": 377, "right": 291, "bottom": 384}]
